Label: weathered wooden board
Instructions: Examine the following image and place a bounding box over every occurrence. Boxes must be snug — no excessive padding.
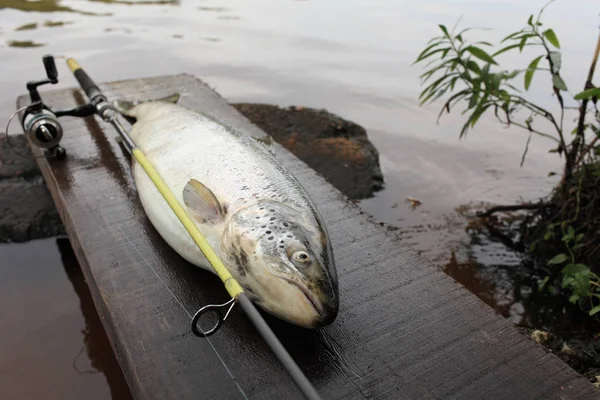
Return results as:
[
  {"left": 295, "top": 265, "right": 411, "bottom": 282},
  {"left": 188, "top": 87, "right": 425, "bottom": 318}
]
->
[{"left": 17, "top": 74, "right": 598, "bottom": 400}]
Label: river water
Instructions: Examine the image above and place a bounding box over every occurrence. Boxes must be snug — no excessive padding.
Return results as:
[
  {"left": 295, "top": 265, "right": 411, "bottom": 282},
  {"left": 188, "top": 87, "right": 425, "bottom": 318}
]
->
[{"left": 1, "top": 0, "right": 598, "bottom": 398}]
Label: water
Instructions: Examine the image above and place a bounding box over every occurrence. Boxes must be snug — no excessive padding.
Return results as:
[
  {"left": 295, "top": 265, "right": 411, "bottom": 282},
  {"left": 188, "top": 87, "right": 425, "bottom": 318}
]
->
[
  {"left": 0, "top": 238, "right": 132, "bottom": 399},
  {"left": 1, "top": 0, "right": 598, "bottom": 396}
]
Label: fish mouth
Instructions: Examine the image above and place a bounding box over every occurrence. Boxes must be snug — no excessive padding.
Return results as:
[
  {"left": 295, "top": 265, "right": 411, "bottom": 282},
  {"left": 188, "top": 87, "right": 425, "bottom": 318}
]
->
[{"left": 280, "top": 277, "right": 323, "bottom": 318}]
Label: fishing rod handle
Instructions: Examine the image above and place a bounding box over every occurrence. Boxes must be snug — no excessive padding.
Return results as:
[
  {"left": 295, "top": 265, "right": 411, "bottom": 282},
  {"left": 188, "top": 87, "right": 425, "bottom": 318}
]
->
[{"left": 66, "top": 58, "right": 104, "bottom": 102}]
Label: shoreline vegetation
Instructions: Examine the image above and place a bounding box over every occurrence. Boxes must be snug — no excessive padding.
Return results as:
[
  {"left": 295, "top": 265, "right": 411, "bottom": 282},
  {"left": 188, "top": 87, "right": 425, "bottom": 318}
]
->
[{"left": 413, "top": 0, "right": 600, "bottom": 384}]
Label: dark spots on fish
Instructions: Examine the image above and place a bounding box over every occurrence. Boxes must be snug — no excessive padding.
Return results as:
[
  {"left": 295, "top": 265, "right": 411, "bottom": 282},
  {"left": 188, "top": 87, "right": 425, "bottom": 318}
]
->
[
  {"left": 268, "top": 236, "right": 274, "bottom": 241},
  {"left": 256, "top": 216, "right": 260, "bottom": 219},
  {"left": 259, "top": 207, "right": 264, "bottom": 210},
  {"left": 279, "top": 245, "right": 284, "bottom": 249},
  {"left": 287, "top": 235, "right": 292, "bottom": 238},
  {"left": 241, "top": 185, "right": 248, "bottom": 190},
  {"left": 266, "top": 230, "right": 272, "bottom": 234},
  {"left": 280, "top": 240, "right": 284, "bottom": 243},
  {"left": 283, "top": 222, "right": 289, "bottom": 227},
  {"left": 270, "top": 217, "right": 276, "bottom": 221},
  {"left": 261, "top": 225, "right": 266, "bottom": 228},
  {"left": 270, "top": 209, "right": 275, "bottom": 212}
]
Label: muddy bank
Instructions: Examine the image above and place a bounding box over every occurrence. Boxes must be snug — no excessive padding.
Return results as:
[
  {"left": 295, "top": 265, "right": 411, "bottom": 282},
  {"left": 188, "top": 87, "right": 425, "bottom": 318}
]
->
[{"left": 0, "top": 104, "right": 383, "bottom": 242}]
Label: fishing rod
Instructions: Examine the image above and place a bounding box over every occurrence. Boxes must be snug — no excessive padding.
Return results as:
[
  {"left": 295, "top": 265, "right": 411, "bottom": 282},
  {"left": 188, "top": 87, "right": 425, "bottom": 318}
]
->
[
  {"left": 58, "top": 56, "right": 322, "bottom": 400},
  {"left": 7, "top": 54, "right": 321, "bottom": 399}
]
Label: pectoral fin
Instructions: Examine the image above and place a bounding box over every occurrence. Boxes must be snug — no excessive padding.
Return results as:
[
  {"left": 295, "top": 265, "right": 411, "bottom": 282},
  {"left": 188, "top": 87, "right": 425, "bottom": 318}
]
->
[{"left": 183, "top": 179, "right": 226, "bottom": 223}]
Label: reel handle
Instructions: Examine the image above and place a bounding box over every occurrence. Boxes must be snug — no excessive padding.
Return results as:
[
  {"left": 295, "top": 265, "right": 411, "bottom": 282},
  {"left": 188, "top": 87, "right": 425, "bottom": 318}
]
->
[{"left": 43, "top": 55, "right": 58, "bottom": 83}]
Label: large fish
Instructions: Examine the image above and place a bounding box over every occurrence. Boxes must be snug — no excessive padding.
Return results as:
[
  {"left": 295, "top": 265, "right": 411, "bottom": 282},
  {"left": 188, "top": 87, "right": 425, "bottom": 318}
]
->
[{"left": 114, "top": 94, "right": 339, "bottom": 328}]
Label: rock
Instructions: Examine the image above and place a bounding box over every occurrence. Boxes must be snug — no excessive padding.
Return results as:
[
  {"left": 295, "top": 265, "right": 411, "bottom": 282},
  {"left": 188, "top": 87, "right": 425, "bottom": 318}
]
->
[
  {"left": 233, "top": 103, "right": 384, "bottom": 200},
  {"left": 0, "top": 134, "right": 39, "bottom": 180},
  {"left": 0, "top": 134, "right": 65, "bottom": 243}
]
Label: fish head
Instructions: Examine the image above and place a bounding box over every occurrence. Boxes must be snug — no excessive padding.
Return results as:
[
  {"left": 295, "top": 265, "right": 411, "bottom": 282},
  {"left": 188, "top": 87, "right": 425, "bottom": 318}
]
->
[{"left": 221, "top": 201, "right": 338, "bottom": 328}]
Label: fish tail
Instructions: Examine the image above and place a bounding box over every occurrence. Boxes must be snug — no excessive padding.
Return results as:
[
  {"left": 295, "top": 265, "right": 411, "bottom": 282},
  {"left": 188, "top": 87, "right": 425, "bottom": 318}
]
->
[{"left": 112, "top": 93, "right": 181, "bottom": 117}]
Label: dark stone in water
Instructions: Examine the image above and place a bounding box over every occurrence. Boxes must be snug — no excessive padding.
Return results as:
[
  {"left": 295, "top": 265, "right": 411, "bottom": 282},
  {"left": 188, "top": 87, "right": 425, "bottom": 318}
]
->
[
  {"left": 0, "top": 105, "right": 383, "bottom": 242},
  {"left": 233, "top": 103, "right": 385, "bottom": 200},
  {"left": 0, "top": 135, "right": 65, "bottom": 242}
]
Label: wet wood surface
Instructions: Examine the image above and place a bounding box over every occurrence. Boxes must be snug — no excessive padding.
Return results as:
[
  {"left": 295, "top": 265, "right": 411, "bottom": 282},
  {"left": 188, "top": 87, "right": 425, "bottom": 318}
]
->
[{"left": 18, "top": 74, "right": 598, "bottom": 399}]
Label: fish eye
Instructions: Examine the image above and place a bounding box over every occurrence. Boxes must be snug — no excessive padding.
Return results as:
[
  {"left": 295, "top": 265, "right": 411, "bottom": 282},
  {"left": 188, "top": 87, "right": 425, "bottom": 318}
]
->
[{"left": 291, "top": 251, "right": 311, "bottom": 265}]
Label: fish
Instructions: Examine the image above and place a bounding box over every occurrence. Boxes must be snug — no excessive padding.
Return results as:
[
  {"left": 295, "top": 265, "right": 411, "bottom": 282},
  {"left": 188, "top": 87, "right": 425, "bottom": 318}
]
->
[{"left": 113, "top": 93, "right": 339, "bottom": 328}]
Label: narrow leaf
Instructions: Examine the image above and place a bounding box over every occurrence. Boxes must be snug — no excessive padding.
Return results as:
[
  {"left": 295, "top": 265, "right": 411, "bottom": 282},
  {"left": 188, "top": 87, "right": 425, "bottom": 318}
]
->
[
  {"left": 439, "top": 24, "right": 449, "bottom": 37},
  {"left": 465, "top": 60, "right": 481, "bottom": 75},
  {"left": 574, "top": 87, "right": 600, "bottom": 100},
  {"left": 492, "top": 43, "right": 521, "bottom": 57},
  {"left": 491, "top": 73, "right": 503, "bottom": 90},
  {"left": 416, "top": 48, "right": 452, "bottom": 65},
  {"left": 414, "top": 42, "right": 442, "bottom": 64},
  {"left": 466, "top": 46, "right": 497, "bottom": 65},
  {"left": 590, "top": 305, "right": 600, "bottom": 316},
  {"left": 524, "top": 55, "right": 543, "bottom": 90},
  {"left": 468, "top": 92, "right": 479, "bottom": 109},
  {"left": 501, "top": 29, "right": 526, "bottom": 42},
  {"left": 519, "top": 36, "right": 528, "bottom": 52},
  {"left": 552, "top": 74, "right": 568, "bottom": 91},
  {"left": 543, "top": 29, "right": 560, "bottom": 48},
  {"left": 538, "top": 276, "right": 550, "bottom": 292},
  {"left": 437, "top": 89, "right": 470, "bottom": 121},
  {"left": 548, "top": 253, "right": 568, "bottom": 265}
]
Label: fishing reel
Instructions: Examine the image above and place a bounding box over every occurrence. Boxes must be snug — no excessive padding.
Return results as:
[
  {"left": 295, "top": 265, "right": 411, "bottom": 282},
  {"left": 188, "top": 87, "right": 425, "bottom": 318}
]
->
[{"left": 17, "top": 54, "right": 96, "bottom": 160}]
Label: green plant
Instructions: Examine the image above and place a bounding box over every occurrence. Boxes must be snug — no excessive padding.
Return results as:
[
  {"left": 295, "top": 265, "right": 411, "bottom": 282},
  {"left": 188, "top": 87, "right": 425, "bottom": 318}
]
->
[
  {"left": 413, "top": 0, "right": 599, "bottom": 177},
  {"left": 545, "top": 223, "right": 600, "bottom": 315},
  {"left": 414, "top": 0, "right": 600, "bottom": 314}
]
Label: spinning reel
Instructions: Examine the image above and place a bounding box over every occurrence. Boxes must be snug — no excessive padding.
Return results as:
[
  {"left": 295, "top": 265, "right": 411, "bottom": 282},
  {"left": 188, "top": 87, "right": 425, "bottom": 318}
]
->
[{"left": 16, "top": 54, "right": 97, "bottom": 160}]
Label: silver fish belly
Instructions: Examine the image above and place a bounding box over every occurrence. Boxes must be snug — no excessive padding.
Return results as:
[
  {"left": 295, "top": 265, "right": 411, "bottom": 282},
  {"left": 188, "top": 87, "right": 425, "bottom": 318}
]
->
[{"left": 121, "top": 99, "right": 339, "bottom": 328}]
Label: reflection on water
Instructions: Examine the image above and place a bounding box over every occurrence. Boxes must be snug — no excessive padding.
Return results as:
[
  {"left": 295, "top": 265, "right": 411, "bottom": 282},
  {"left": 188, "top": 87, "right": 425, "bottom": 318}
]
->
[
  {"left": 56, "top": 238, "right": 133, "bottom": 399},
  {"left": 0, "top": 238, "right": 132, "bottom": 399},
  {"left": 87, "top": 0, "right": 179, "bottom": 5},
  {"left": 7, "top": 40, "right": 45, "bottom": 48},
  {"left": 198, "top": 7, "right": 230, "bottom": 12},
  {"left": 15, "top": 22, "right": 38, "bottom": 31},
  {"left": 14, "top": 21, "right": 72, "bottom": 31},
  {"left": 0, "top": 0, "right": 112, "bottom": 15}
]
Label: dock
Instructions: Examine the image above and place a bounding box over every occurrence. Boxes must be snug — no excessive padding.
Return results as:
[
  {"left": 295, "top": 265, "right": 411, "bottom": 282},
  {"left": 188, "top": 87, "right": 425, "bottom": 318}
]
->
[{"left": 18, "top": 73, "right": 598, "bottom": 399}]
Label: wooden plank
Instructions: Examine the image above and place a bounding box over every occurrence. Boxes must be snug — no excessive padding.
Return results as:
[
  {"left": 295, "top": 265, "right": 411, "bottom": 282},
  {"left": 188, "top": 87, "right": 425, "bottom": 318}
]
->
[{"left": 17, "top": 73, "right": 598, "bottom": 400}]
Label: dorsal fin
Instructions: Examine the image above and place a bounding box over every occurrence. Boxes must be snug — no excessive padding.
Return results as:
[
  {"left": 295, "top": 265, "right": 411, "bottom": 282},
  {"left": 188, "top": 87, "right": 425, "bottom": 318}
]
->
[
  {"left": 252, "top": 135, "right": 275, "bottom": 155},
  {"left": 112, "top": 92, "right": 180, "bottom": 117}
]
